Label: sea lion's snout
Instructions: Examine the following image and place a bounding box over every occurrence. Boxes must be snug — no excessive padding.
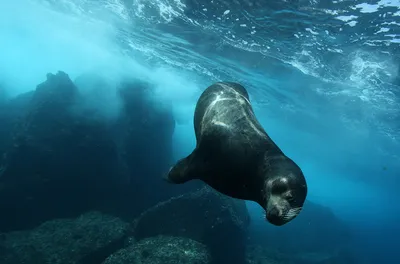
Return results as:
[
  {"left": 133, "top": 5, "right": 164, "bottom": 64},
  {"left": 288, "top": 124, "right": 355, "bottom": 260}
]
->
[
  {"left": 266, "top": 206, "right": 285, "bottom": 226},
  {"left": 266, "top": 197, "right": 291, "bottom": 226},
  {"left": 266, "top": 198, "right": 304, "bottom": 226}
]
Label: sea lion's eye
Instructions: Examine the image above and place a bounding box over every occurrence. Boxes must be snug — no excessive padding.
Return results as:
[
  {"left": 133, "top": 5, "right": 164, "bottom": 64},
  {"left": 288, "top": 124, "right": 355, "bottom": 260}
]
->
[{"left": 272, "top": 182, "right": 287, "bottom": 194}]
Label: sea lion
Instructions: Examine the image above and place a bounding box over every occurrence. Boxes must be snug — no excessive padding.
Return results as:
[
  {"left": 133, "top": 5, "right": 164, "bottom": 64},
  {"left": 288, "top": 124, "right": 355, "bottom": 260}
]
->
[{"left": 166, "top": 82, "right": 307, "bottom": 226}]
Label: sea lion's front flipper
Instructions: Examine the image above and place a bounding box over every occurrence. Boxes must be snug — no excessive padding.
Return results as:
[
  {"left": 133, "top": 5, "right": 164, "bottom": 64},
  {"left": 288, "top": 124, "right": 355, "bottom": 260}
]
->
[{"left": 164, "top": 150, "right": 205, "bottom": 184}]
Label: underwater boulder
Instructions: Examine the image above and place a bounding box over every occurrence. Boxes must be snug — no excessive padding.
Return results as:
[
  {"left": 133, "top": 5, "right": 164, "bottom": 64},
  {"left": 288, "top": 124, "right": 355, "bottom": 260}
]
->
[
  {"left": 113, "top": 79, "right": 202, "bottom": 216},
  {"left": 0, "top": 211, "right": 130, "bottom": 264},
  {"left": 103, "top": 235, "right": 211, "bottom": 264},
  {"left": 266, "top": 200, "right": 351, "bottom": 253},
  {"left": 0, "top": 91, "right": 33, "bottom": 160},
  {"left": 246, "top": 245, "right": 294, "bottom": 264},
  {"left": 73, "top": 72, "right": 123, "bottom": 123},
  {"left": 245, "top": 244, "right": 362, "bottom": 264},
  {"left": 0, "top": 70, "right": 199, "bottom": 232},
  {"left": 73, "top": 73, "right": 201, "bottom": 218},
  {"left": 116, "top": 79, "right": 175, "bottom": 183},
  {"left": 133, "top": 186, "right": 250, "bottom": 264},
  {"left": 247, "top": 199, "right": 357, "bottom": 264},
  {"left": 0, "top": 85, "right": 6, "bottom": 105},
  {"left": 0, "top": 71, "right": 125, "bottom": 232}
]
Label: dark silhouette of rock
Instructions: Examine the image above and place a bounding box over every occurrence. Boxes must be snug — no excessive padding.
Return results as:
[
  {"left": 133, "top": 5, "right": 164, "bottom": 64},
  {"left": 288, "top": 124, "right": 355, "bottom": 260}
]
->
[
  {"left": 246, "top": 242, "right": 364, "bottom": 264},
  {"left": 0, "top": 70, "right": 198, "bottom": 232},
  {"left": 0, "top": 84, "right": 6, "bottom": 104},
  {"left": 246, "top": 245, "right": 294, "bottom": 264},
  {"left": 0, "top": 91, "right": 33, "bottom": 159},
  {"left": 251, "top": 200, "right": 351, "bottom": 251},
  {"left": 104, "top": 235, "right": 211, "bottom": 264},
  {"left": 112, "top": 78, "right": 202, "bottom": 216},
  {"left": 73, "top": 72, "right": 201, "bottom": 218},
  {"left": 0, "top": 211, "right": 130, "bottom": 264},
  {"left": 133, "top": 186, "right": 250, "bottom": 264},
  {"left": 247, "top": 199, "right": 357, "bottom": 264},
  {"left": 0, "top": 71, "right": 125, "bottom": 232},
  {"left": 295, "top": 248, "right": 360, "bottom": 264},
  {"left": 73, "top": 73, "right": 123, "bottom": 123},
  {"left": 271, "top": 200, "right": 351, "bottom": 253}
]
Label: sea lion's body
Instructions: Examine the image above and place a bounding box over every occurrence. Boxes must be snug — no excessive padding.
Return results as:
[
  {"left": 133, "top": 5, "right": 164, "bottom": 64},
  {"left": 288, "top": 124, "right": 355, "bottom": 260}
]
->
[
  {"left": 167, "top": 82, "right": 307, "bottom": 226},
  {"left": 192, "top": 82, "right": 277, "bottom": 203}
]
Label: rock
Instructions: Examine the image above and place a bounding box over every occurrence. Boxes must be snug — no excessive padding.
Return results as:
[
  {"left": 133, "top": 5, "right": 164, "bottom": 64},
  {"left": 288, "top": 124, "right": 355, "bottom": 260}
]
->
[
  {"left": 249, "top": 200, "right": 351, "bottom": 252},
  {"left": 295, "top": 250, "right": 352, "bottom": 264},
  {"left": 73, "top": 72, "right": 123, "bottom": 123},
  {"left": 0, "top": 84, "right": 6, "bottom": 104},
  {"left": 263, "top": 200, "right": 351, "bottom": 253},
  {"left": 246, "top": 245, "right": 294, "bottom": 264},
  {"left": 0, "top": 211, "right": 131, "bottom": 264},
  {"left": 133, "top": 186, "right": 250, "bottom": 264},
  {"left": 116, "top": 79, "right": 175, "bottom": 182},
  {"left": 112, "top": 79, "right": 201, "bottom": 215},
  {"left": 0, "top": 91, "right": 33, "bottom": 158},
  {"left": 0, "top": 70, "right": 198, "bottom": 232},
  {"left": 246, "top": 244, "right": 364, "bottom": 264},
  {"left": 0, "top": 71, "right": 125, "bottom": 232},
  {"left": 73, "top": 72, "right": 200, "bottom": 217},
  {"left": 247, "top": 200, "right": 359, "bottom": 264},
  {"left": 104, "top": 235, "right": 211, "bottom": 264}
]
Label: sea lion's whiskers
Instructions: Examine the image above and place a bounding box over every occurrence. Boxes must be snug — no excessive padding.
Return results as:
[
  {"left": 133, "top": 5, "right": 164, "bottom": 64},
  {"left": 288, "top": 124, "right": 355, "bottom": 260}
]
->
[
  {"left": 283, "top": 207, "right": 302, "bottom": 220},
  {"left": 261, "top": 209, "right": 267, "bottom": 219}
]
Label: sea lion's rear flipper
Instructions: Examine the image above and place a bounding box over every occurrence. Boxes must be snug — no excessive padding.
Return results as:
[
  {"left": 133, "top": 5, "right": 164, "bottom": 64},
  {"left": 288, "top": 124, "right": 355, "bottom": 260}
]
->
[{"left": 164, "top": 151, "right": 205, "bottom": 184}]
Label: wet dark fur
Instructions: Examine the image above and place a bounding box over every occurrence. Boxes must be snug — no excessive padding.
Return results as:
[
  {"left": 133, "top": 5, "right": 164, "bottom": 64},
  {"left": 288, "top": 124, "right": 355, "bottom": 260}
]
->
[{"left": 167, "top": 82, "right": 307, "bottom": 224}]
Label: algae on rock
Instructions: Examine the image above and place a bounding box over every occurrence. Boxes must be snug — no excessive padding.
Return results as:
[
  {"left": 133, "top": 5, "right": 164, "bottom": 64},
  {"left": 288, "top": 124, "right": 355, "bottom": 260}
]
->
[{"left": 104, "top": 235, "right": 211, "bottom": 264}]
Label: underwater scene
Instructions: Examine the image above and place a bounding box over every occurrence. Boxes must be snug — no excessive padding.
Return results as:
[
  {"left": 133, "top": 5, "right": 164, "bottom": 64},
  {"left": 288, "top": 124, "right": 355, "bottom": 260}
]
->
[{"left": 0, "top": 0, "right": 399, "bottom": 263}]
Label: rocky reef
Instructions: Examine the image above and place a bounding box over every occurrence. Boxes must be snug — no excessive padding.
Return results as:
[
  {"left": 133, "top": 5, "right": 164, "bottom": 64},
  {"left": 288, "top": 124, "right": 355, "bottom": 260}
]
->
[
  {"left": 104, "top": 235, "right": 211, "bottom": 264},
  {"left": 0, "top": 211, "right": 130, "bottom": 264},
  {"left": 246, "top": 200, "right": 362, "bottom": 264},
  {"left": 132, "top": 186, "right": 250, "bottom": 264},
  {"left": 0, "top": 70, "right": 361, "bottom": 264},
  {"left": 0, "top": 72, "right": 125, "bottom": 231},
  {"left": 0, "top": 71, "right": 193, "bottom": 232}
]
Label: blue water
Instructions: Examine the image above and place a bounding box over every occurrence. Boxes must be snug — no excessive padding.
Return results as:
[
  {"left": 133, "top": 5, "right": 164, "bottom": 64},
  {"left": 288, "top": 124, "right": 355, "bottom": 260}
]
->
[{"left": 1, "top": 0, "right": 399, "bottom": 262}]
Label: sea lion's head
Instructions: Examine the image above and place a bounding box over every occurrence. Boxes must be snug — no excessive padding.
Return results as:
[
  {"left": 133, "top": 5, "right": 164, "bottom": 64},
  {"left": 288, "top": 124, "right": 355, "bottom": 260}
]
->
[{"left": 264, "top": 163, "right": 307, "bottom": 226}]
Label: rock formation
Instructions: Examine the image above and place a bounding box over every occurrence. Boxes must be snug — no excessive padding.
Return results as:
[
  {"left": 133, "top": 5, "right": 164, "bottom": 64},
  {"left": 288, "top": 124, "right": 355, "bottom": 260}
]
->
[
  {"left": 133, "top": 186, "right": 250, "bottom": 264},
  {"left": 0, "top": 211, "right": 130, "bottom": 264},
  {"left": 0, "top": 70, "right": 185, "bottom": 232},
  {"left": 0, "top": 72, "right": 125, "bottom": 231},
  {"left": 246, "top": 199, "right": 358, "bottom": 264},
  {"left": 104, "top": 235, "right": 211, "bottom": 264}
]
